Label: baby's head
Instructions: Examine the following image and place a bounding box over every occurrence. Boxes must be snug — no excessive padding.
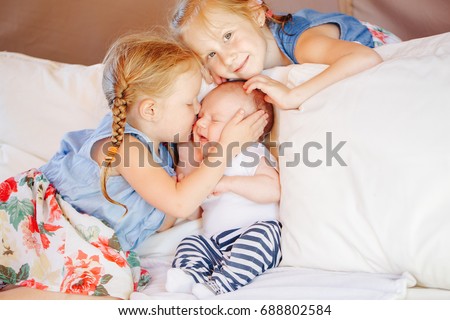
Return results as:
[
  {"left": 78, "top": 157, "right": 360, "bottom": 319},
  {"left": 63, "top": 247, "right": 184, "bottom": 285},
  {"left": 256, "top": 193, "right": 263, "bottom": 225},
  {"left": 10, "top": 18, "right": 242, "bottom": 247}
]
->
[{"left": 195, "top": 81, "right": 273, "bottom": 145}]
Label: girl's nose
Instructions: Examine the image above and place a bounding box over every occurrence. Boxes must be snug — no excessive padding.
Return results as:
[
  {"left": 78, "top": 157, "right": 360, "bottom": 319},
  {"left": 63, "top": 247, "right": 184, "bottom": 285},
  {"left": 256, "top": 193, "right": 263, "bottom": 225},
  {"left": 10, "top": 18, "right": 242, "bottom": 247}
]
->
[
  {"left": 222, "top": 50, "right": 236, "bottom": 68},
  {"left": 224, "top": 56, "right": 236, "bottom": 68}
]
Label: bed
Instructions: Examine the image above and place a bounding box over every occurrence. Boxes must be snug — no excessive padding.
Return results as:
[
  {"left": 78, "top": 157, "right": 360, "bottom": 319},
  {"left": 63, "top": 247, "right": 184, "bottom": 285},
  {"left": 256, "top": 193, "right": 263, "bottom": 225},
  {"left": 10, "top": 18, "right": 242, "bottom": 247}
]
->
[{"left": 1, "top": 31, "right": 450, "bottom": 300}]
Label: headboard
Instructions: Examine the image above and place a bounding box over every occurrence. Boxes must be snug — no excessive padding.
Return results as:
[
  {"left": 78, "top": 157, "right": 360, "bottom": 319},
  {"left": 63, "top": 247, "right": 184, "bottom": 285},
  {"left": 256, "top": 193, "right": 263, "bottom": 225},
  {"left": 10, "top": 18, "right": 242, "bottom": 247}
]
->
[{"left": 0, "top": 0, "right": 449, "bottom": 65}]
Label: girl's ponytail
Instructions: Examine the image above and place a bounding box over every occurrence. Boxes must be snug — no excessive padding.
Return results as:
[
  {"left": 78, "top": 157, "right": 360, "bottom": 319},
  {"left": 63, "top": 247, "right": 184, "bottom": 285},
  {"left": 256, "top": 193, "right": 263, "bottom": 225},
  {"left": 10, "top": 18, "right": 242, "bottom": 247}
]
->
[
  {"left": 100, "top": 88, "right": 129, "bottom": 217},
  {"left": 260, "top": 1, "right": 293, "bottom": 34}
]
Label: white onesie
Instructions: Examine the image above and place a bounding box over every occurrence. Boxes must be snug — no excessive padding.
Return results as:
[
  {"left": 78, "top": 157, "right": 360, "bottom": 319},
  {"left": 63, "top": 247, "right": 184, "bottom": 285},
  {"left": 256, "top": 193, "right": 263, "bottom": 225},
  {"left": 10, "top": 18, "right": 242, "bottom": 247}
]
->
[{"left": 201, "top": 143, "right": 279, "bottom": 237}]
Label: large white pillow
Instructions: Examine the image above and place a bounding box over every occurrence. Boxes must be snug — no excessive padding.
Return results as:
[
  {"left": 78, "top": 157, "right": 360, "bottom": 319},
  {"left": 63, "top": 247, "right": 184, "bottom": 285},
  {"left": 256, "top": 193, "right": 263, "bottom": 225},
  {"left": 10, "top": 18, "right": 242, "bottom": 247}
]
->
[
  {"left": 276, "top": 33, "right": 450, "bottom": 289},
  {"left": 0, "top": 52, "right": 107, "bottom": 180}
]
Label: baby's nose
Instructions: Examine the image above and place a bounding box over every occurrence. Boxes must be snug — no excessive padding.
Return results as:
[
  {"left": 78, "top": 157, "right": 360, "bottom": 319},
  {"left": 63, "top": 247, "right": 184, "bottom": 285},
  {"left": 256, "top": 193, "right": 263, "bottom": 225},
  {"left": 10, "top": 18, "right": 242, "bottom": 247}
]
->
[
  {"left": 196, "top": 117, "right": 205, "bottom": 128},
  {"left": 196, "top": 116, "right": 210, "bottom": 130}
]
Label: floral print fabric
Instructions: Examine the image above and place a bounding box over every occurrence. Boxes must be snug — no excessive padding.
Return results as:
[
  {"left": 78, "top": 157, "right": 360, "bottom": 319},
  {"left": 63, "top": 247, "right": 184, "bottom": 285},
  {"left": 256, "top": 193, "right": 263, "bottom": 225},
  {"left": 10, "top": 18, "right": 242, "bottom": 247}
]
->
[
  {"left": 0, "top": 169, "right": 150, "bottom": 298},
  {"left": 362, "top": 21, "right": 402, "bottom": 47}
]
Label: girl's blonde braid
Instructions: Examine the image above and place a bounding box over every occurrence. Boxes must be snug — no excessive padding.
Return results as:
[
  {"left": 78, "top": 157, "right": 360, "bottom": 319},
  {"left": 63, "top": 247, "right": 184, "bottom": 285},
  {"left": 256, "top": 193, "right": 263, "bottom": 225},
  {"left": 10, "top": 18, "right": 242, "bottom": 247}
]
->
[{"left": 100, "top": 84, "right": 129, "bottom": 217}]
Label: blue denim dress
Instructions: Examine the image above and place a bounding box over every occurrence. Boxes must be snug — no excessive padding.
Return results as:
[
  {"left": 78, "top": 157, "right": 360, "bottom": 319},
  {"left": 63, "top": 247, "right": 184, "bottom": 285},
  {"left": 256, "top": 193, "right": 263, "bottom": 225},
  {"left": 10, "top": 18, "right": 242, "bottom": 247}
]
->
[
  {"left": 270, "top": 9, "right": 374, "bottom": 63},
  {"left": 40, "top": 114, "right": 175, "bottom": 251}
]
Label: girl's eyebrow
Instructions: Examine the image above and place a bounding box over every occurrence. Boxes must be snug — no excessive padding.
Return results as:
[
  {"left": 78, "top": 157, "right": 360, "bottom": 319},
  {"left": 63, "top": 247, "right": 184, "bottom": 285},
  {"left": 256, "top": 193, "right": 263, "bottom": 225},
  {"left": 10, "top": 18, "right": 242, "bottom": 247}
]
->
[{"left": 203, "top": 22, "right": 232, "bottom": 41}]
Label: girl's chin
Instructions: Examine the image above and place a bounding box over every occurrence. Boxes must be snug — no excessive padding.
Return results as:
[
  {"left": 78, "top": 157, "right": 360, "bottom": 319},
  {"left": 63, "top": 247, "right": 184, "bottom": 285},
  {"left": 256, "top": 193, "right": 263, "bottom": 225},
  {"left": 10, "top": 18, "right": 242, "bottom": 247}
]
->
[{"left": 176, "top": 133, "right": 192, "bottom": 143}]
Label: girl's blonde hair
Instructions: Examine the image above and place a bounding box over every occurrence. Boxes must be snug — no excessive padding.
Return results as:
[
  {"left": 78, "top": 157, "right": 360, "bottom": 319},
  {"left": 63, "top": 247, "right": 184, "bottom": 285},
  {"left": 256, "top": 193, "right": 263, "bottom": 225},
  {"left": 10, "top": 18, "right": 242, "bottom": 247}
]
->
[
  {"left": 171, "top": 0, "right": 292, "bottom": 37},
  {"left": 100, "top": 31, "right": 199, "bottom": 215}
]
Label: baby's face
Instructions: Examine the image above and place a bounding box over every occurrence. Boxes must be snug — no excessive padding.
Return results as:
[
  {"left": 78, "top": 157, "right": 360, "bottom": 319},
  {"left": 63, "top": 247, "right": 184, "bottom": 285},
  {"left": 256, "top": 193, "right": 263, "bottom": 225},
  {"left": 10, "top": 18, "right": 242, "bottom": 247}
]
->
[{"left": 195, "top": 85, "right": 252, "bottom": 145}]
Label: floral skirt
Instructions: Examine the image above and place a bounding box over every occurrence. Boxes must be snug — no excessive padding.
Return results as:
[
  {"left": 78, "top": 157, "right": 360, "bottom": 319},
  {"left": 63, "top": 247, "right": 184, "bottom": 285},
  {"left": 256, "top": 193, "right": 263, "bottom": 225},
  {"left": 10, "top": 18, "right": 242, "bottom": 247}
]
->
[
  {"left": 362, "top": 21, "right": 402, "bottom": 47},
  {"left": 0, "top": 169, "right": 149, "bottom": 299}
]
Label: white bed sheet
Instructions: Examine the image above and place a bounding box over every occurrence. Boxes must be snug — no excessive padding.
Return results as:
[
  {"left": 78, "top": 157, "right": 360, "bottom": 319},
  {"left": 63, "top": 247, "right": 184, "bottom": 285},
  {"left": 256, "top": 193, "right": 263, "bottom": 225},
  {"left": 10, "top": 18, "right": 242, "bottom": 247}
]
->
[
  {"left": 130, "top": 220, "right": 448, "bottom": 300},
  {"left": 131, "top": 255, "right": 414, "bottom": 300}
]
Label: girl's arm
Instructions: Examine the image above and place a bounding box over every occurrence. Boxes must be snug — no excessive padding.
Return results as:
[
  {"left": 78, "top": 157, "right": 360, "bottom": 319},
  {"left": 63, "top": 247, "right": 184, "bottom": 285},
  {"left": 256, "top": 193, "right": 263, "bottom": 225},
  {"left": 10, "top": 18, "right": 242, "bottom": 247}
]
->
[
  {"left": 174, "top": 141, "right": 203, "bottom": 220},
  {"left": 176, "top": 141, "right": 203, "bottom": 178},
  {"left": 117, "top": 109, "right": 268, "bottom": 219},
  {"left": 245, "top": 24, "right": 382, "bottom": 110},
  {"left": 212, "top": 156, "right": 280, "bottom": 203}
]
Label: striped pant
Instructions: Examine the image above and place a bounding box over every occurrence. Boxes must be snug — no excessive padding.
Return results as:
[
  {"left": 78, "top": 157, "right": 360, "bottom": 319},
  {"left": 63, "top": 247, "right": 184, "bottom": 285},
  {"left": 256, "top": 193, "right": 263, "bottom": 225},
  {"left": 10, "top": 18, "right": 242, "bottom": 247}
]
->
[{"left": 172, "top": 220, "right": 282, "bottom": 294}]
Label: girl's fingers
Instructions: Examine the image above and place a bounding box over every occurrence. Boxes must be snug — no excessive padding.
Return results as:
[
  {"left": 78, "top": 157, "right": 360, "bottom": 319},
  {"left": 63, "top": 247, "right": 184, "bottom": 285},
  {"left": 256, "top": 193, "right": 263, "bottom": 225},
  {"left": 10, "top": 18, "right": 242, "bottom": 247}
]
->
[
  {"left": 229, "top": 108, "right": 246, "bottom": 125},
  {"left": 244, "top": 75, "right": 270, "bottom": 92},
  {"left": 222, "top": 110, "right": 267, "bottom": 145},
  {"left": 200, "top": 67, "right": 215, "bottom": 85},
  {"left": 245, "top": 81, "right": 268, "bottom": 94},
  {"left": 247, "top": 111, "right": 269, "bottom": 138},
  {"left": 212, "top": 73, "right": 225, "bottom": 85},
  {"left": 264, "top": 94, "right": 274, "bottom": 104},
  {"left": 201, "top": 68, "right": 225, "bottom": 85},
  {"left": 192, "top": 124, "right": 201, "bottom": 142},
  {"left": 244, "top": 109, "right": 267, "bottom": 125},
  {"left": 252, "top": 112, "right": 269, "bottom": 131}
]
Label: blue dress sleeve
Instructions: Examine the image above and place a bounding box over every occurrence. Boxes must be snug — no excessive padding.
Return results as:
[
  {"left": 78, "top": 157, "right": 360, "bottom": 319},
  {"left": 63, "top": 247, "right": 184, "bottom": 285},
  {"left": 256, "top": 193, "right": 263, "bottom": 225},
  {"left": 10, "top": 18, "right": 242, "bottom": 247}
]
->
[{"left": 270, "top": 9, "right": 374, "bottom": 64}]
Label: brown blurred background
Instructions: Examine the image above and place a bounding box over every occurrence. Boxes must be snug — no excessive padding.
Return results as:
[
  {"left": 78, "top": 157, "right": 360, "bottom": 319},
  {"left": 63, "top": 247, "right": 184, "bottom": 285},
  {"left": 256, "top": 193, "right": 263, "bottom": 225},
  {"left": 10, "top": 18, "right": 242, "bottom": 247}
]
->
[{"left": 0, "top": 0, "right": 449, "bottom": 65}]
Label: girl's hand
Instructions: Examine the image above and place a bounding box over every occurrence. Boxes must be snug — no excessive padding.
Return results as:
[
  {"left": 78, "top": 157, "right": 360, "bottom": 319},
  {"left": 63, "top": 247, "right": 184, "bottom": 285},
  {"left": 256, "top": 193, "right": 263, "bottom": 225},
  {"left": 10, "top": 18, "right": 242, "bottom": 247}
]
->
[
  {"left": 191, "top": 124, "right": 205, "bottom": 161},
  {"left": 202, "top": 67, "right": 226, "bottom": 85},
  {"left": 244, "top": 75, "right": 305, "bottom": 110},
  {"left": 219, "top": 109, "right": 268, "bottom": 153},
  {"left": 192, "top": 123, "right": 201, "bottom": 144},
  {"left": 212, "top": 73, "right": 226, "bottom": 85}
]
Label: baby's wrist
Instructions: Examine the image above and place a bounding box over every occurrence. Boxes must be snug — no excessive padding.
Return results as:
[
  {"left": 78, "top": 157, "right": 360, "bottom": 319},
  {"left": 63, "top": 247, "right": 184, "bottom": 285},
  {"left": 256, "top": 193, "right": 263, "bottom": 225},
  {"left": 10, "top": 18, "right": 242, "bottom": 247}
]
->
[{"left": 220, "top": 176, "right": 232, "bottom": 193}]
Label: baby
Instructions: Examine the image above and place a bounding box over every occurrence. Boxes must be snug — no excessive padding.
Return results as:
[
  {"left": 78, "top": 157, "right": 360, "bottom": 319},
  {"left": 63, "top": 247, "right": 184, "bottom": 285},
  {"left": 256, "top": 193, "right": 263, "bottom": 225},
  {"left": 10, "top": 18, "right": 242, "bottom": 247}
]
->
[{"left": 166, "top": 81, "right": 281, "bottom": 298}]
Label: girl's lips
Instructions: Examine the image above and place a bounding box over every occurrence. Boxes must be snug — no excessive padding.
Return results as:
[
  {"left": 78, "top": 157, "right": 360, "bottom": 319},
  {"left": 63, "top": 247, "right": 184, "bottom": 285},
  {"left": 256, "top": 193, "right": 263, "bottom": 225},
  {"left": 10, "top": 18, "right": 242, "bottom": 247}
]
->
[{"left": 234, "top": 56, "right": 249, "bottom": 73}]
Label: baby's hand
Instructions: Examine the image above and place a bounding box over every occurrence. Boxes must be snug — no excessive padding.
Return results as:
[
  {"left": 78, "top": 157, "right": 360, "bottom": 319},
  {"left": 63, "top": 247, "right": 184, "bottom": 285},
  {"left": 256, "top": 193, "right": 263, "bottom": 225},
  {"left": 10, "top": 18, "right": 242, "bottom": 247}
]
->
[
  {"left": 211, "top": 176, "right": 230, "bottom": 196},
  {"left": 244, "top": 75, "right": 303, "bottom": 110}
]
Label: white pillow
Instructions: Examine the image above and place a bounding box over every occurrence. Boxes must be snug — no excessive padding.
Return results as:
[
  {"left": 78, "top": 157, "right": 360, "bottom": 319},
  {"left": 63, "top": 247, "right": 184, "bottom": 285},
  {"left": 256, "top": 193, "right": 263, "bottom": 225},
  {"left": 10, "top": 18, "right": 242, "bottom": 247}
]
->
[
  {"left": 0, "top": 52, "right": 107, "bottom": 180},
  {"left": 0, "top": 144, "right": 46, "bottom": 181},
  {"left": 276, "top": 33, "right": 450, "bottom": 290}
]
